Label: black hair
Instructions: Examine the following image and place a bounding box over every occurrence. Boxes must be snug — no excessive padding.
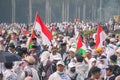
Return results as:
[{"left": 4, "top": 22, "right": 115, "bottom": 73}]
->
[
  {"left": 4, "top": 62, "right": 13, "bottom": 69},
  {"left": 89, "top": 42, "right": 96, "bottom": 47},
  {"left": 105, "top": 38, "right": 110, "bottom": 44},
  {"left": 74, "top": 53, "right": 83, "bottom": 62},
  {"left": 91, "top": 66, "right": 101, "bottom": 74}
]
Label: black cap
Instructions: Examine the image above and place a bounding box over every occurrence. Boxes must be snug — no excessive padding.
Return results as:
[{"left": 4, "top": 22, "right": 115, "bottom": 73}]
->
[
  {"left": 110, "top": 55, "right": 117, "bottom": 63},
  {"left": 9, "top": 44, "right": 15, "bottom": 48},
  {"left": 106, "top": 65, "right": 113, "bottom": 72}
]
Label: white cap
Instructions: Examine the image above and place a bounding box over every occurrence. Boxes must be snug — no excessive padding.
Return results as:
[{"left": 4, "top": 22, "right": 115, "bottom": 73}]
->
[
  {"left": 90, "top": 58, "right": 96, "bottom": 62},
  {"left": 110, "top": 38, "right": 117, "bottom": 42},
  {"left": 57, "top": 61, "right": 65, "bottom": 66},
  {"left": 69, "top": 47, "right": 76, "bottom": 53}
]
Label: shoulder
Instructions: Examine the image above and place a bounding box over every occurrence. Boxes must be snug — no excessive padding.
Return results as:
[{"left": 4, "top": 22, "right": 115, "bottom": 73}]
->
[{"left": 48, "top": 72, "right": 58, "bottom": 80}]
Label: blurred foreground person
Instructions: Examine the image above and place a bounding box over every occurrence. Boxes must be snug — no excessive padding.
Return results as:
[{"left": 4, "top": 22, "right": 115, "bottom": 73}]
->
[
  {"left": 85, "top": 66, "right": 101, "bottom": 80},
  {"left": 48, "top": 61, "right": 71, "bottom": 80},
  {"left": 20, "top": 56, "right": 39, "bottom": 80},
  {"left": 3, "top": 62, "right": 17, "bottom": 80}
]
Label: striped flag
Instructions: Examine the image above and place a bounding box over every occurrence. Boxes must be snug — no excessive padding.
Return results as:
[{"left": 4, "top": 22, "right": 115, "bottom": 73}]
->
[
  {"left": 96, "top": 24, "right": 107, "bottom": 48},
  {"left": 76, "top": 36, "right": 87, "bottom": 56},
  {"left": 34, "top": 13, "right": 52, "bottom": 45},
  {"left": 26, "top": 30, "right": 35, "bottom": 49}
]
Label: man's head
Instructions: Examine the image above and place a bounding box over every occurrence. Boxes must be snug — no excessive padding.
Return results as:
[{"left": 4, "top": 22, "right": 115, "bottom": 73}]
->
[
  {"left": 85, "top": 49, "right": 92, "bottom": 59},
  {"left": 60, "top": 42, "right": 67, "bottom": 51},
  {"left": 74, "top": 53, "right": 83, "bottom": 62},
  {"left": 56, "top": 61, "right": 65, "bottom": 72},
  {"left": 110, "top": 38, "right": 117, "bottom": 45},
  {"left": 89, "top": 42, "right": 96, "bottom": 49},
  {"left": 31, "top": 45, "right": 37, "bottom": 53},
  {"left": 24, "top": 56, "right": 36, "bottom": 65},
  {"left": 90, "top": 66, "right": 101, "bottom": 79},
  {"left": 9, "top": 44, "right": 15, "bottom": 53},
  {"left": 32, "top": 38, "right": 37, "bottom": 44},
  {"left": 104, "top": 38, "right": 110, "bottom": 46},
  {"left": 4, "top": 62, "right": 13, "bottom": 69},
  {"left": 69, "top": 47, "right": 76, "bottom": 58},
  {"left": 110, "top": 54, "right": 117, "bottom": 65},
  {"left": 106, "top": 65, "right": 114, "bottom": 76}
]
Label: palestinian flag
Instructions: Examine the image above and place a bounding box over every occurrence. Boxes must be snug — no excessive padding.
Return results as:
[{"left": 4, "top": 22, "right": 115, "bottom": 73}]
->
[
  {"left": 26, "top": 30, "right": 35, "bottom": 49},
  {"left": 52, "top": 27, "right": 57, "bottom": 36},
  {"left": 76, "top": 36, "right": 87, "bottom": 56}
]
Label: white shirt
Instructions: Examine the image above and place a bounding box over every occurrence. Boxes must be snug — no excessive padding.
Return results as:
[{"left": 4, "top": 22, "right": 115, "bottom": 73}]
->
[
  {"left": 20, "top": 66, "right": 39, "bottom": 80},
  {"left": 3, "top": 69, "right": 17, "bottom": 80},
  {"left": 48, "top": 71, "right": 71, "bottom": 80}
]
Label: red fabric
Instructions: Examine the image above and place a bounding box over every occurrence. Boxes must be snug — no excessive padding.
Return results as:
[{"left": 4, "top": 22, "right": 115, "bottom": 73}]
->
[
  {"left": 36, "top": 14, "right": 52, "bottom": 40},
  {"left": 96, "top": 24, "right": 103, "bottom": 48},
  {"left": 76, "top": 36, "right": 83, "bottom": 50}
]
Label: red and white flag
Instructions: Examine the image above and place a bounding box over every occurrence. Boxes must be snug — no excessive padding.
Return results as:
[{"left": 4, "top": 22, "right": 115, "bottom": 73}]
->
[
  {"left": 34, "top": 13, "right": 52, "bottom": 45},
  {"left": 96, "top": 24, "right": 107, "bottom": 48}
]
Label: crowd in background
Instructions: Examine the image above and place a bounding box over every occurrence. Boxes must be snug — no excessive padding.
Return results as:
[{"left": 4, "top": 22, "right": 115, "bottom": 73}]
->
[{"left": 0, "top": 20, "right": 120, "bottom": 80}]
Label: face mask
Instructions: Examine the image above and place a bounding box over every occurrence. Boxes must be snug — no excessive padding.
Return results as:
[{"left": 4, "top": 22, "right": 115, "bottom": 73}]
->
[{"left": 57, "top": 71, "right": 64, "bottom": 75}]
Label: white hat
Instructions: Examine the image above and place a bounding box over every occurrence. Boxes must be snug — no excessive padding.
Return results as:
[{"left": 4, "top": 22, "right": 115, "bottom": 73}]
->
[
  {"left": 116, "top": 48, "right": 120, "bottom": 53},
  {"left": 90, "top": 58, "right": 96, "bottom": 62},
  {"left": 68, "top": 62, "right": 75, "bottom": 68},
  {"left": 57, "top": 61, "right": 65, "bottom": 66},
  {"left": 69, "top": 47, "right": 76, "bottom": 53},
  {"left": 110, "top": 38, "right": 117, "bottom": 42},
  {"left": 86, "top": 49, "right": 92, "bottom": 53},
  {"left": 24, "top": 56, "right": 35, "bottom": 64}
]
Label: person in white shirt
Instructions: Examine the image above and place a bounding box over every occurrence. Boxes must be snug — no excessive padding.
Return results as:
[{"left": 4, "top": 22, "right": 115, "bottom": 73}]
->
[
  {"left": 3, "top": 62, "right": 17, "bottom": 80},
  {"left": 48, "top": 61, "right": 71, "bottom": 80},
  {"left": 20, "top": 56, "right": 39, "bottom": 80}
]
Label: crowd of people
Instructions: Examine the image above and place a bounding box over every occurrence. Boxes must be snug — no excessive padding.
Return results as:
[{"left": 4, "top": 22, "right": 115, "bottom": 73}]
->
[{"left": 0, "top": 20, "right": 120, "bottom": 80}]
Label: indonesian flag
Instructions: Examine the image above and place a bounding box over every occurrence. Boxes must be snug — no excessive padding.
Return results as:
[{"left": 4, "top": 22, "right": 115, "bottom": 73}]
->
[
  {"left": 76, "top": 36, "right": 87, "bottom": 56},
  {"left": 26, "top": 30, "right": 35, "bottom": 49},
  {"left": 34, "top": 14, "right": 52, "bottom": 45},
  {"left": 21, "top": 29, "right": 29, "bottom": 36},
  {"left": 96, "top": 24, "right": 107, "bottom": 48}
]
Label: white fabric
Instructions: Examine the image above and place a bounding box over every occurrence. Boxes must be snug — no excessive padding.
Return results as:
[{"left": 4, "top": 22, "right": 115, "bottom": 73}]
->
[
  {"left": 34, "top": 22, "right": 51, "bottom": 46},
  {"left": 20, "top": 66, "right": 39, "bottom": 80},
  {"left": 48, "top": 72, "right": 71, "bottom": 80},
  {"left": 3, "top": 69, "right": 17, "bottom": 80},
  {"left": 40, "top": 51, "right": 50, "bottom": 66}
]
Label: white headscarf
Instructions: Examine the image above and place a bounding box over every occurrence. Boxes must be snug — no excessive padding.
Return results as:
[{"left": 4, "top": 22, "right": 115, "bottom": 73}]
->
[{"left": 40, "top": 51, "right": 50, "bottom": 66}]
